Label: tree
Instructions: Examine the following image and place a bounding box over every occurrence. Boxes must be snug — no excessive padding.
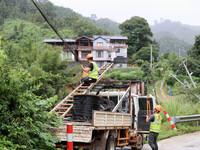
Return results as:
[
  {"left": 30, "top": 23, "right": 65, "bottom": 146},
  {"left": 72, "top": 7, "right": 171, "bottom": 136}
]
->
[
  {"left": 0, "top": 51, "right": 61, "bottom": 149},
  {"left": 0, "top": 0, "right": 8, "bottom": 19},
  {"left": 167, "top": 51, "right": 183, "bottom": 72},
  {"left": 187, "top": 35, "right": 200, "bottom": 60},
  {"left": 119, "top": 16, "right": 153, "bottom": 56},
  {"left": 132, "top": 46, "right": 159, "bottom": 63}
]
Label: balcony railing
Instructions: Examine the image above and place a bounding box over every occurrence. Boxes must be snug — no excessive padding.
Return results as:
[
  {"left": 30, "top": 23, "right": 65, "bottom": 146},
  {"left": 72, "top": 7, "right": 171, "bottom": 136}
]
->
[
  {"left": 77, "top": 46, "right": 93, "bottom": 50},
  {"left": 93, "top": 46, "right": 111, "bottom": 50},
  {"left": 63, "top": 45, "right": 78, "bottom": 50},
  {"left": 109, "top": 43, "right": 127, "bottom": 47}
]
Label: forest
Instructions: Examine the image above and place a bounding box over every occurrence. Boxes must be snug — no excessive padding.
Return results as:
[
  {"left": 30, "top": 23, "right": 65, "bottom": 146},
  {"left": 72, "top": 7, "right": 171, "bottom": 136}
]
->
[{"left": 0, "top": 0, "right": 200, "bottom": 149}]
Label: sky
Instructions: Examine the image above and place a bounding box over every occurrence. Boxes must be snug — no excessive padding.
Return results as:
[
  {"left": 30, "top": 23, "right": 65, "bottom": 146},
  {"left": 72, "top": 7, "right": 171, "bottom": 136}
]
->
[{"left": 49, "top": 0, "right": 200, "bottom": 26}]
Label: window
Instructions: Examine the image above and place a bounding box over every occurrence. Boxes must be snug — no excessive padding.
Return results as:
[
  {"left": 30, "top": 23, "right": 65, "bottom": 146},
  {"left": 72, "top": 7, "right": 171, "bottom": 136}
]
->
[
  {"left": 116, "top": 48, "right": 120, "bottom": 53},
  {"left": 97, "top": 42, "right": 103, "bottom": 47},
  {"left": 96, "top": 51, "right": 103, "bottom": 58},
  {"left": 81, "top": 51, "right": 91, "bottom": 59}
]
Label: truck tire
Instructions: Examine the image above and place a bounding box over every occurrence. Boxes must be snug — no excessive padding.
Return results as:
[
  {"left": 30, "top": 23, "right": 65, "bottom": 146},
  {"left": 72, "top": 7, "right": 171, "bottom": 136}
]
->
[
  {"left": 106, "top": 135, "right": 116, "bottom": 150},
  {"left": 132, "top": 134, "right": 143, "bottom": 150}
]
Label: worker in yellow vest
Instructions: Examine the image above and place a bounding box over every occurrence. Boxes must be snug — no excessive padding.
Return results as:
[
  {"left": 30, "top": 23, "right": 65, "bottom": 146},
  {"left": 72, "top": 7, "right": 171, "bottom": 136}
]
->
[
  {"left": 80, "top": 54, "right": 99, "bottom": 85},
  {"left": 146, "top": 105, "right": 162, "bottom": 150}
]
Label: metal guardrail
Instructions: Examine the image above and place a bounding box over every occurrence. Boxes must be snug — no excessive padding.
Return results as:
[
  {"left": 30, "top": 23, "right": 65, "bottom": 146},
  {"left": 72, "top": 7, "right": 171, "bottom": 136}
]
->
[{"left": 171, "top": 115, "right": 200, "bottom": 126}]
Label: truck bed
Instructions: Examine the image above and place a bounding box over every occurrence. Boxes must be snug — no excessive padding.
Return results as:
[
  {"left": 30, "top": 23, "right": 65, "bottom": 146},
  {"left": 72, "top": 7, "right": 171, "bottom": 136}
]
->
[{"left": 52, "top": 110, "right": 132, "bottom": 143}]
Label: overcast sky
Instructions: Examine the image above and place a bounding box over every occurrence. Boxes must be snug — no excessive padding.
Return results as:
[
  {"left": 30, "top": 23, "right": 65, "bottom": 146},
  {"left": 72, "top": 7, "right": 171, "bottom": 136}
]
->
[{"left": 49, "top": 0, "right": 200, "bottom": 26}]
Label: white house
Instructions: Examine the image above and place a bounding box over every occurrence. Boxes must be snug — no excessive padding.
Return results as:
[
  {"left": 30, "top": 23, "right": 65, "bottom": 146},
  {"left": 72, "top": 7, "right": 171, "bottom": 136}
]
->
[{"left": 44, "top": 35, "right": 128, "bottom": 68}]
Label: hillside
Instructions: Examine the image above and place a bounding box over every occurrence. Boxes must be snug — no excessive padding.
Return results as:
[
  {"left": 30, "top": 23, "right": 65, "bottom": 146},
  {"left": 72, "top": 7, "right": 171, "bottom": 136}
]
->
[
  {"left": 1, "top": 0, "right": 199, "bottom": 57},
  {"left": 0, "top": 0, "right": 112, "bottom": 40},
  {"left": 89, "top": 18, "right": 121, "bottom": 35},
  {"left": 153, "top": 32, "right": 192, "bottom": 57},
  {"left": 151, "top": 19, "right": 200, "bottom": 44},
  {"left": 2, "top": 19, "right": 77, "bottom": 47},
  {"left": 54, "top": 6, "right": 121, "bottom": 35}
]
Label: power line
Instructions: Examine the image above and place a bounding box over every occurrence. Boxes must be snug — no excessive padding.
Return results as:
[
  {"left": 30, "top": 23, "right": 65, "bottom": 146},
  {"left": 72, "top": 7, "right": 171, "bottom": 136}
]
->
[{"left": 30, "top": 0, "right": 79, "bottom": 62}]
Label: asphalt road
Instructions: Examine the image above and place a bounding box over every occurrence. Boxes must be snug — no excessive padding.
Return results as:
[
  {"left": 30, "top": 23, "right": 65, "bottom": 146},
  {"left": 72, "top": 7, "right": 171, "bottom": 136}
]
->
[{"left": 117, "top": 131, "right": 200, "bottom": 150}]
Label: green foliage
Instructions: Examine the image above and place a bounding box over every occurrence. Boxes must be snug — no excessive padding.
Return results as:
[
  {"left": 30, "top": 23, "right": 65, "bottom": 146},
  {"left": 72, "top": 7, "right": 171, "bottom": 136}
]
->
[
  {"left": 2, "top": 34, "right": 79, "bottom": 101},
  {"left": 153, "top": 32, "right": 192, "bottom": 57},
  {"left": 135, "top": 59, "right": 144, "bottom": 67},
  {"left": 73, "top": 19, "right": 108, "bottom": 37},
  {"left": 187, "top": 35, "right": 200, "bottom": 61},
  {"left": 91, "top": 18, "right": 120, "bottom": 35},
  {"left": 132, "top": 46, "right": 159, "bottom": 62},
  {"left": 167, "top": 52, "right": 183, "bottom": 72},
  {"left": 0, "top": 51, "right": 61, "bottom": 149},
  {"left": 104, "top": 67, "right": 144, "bottom": 81},
  {"left": 119, "top": 16, "right": 153, "bottom": 56}
]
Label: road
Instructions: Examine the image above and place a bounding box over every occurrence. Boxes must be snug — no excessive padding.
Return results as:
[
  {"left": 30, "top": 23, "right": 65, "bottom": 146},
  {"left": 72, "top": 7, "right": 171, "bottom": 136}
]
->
[{"left": 117, "top": 131, "right": 200, "bottom": 150}]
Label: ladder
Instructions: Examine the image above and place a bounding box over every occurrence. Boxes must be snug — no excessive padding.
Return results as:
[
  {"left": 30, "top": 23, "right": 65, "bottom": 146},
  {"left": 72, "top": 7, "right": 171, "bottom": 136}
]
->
[{"left": 49, "top": 63, "right": 113, "bottom": 118}]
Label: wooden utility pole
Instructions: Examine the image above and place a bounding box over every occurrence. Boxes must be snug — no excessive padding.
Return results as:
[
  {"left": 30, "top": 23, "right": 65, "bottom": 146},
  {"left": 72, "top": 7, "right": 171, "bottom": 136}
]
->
[
  {"left": 169, "top": 74, "right": 184, "bottom": 86},
  {"left": 153, "top": 84, "right": 159, "bottom": 104},
  {"left": 182, "top": 60, "right": 196, "bottom": 88},
  {"left": 150, "top": 44, "right": 153, "bottom": 70}
]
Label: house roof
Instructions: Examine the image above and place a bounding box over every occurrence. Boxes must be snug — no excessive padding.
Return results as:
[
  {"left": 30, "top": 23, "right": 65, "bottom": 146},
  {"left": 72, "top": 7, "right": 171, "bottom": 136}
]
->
[
  {"left": 93, "top": 36, "right": 107, "bottom": 41},
  {"left": 76, "top": 36, "right": 93, "bottom": 41},
  {"left": 44, "top": 39, "right": 75, "bottom": 43},
  {"left": 44, "top": 35, "right": 128, "bottom": 44},
  {"left": 93, "top": 35, "right": 128, "bottom": 40}
]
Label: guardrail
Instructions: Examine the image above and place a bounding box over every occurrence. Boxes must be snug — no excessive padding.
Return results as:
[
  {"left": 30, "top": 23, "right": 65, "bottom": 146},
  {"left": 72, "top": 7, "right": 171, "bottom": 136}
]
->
[{"left": 171, "top": 115, "right": 200, "bottom": 126}]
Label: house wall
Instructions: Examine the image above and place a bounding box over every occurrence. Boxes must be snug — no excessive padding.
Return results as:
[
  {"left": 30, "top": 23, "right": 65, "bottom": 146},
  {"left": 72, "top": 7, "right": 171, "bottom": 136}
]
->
[
  {"left": 93, "top": 38, "right": 107, "bottom": 47},
  {"left": 93, "top": 38, "right": 108, "bottom": 61},
  {"left": 115, "top": 47, "right": 123, "bottom": 57}
]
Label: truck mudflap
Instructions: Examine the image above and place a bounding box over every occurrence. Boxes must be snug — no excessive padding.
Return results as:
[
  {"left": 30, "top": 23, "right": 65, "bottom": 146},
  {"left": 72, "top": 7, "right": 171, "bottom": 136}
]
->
[{"left": 52, "top": 125, "right": 95, "bottom": 143}]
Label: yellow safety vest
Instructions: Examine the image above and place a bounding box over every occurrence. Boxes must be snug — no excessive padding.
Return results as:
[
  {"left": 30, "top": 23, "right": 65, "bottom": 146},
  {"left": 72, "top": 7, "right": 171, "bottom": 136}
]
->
[
  {"left": 150, "top": 114, "right": 162, "bottom": 133},
  {"left": 88, "top": 62, "right": 99, "bottom": 79}
]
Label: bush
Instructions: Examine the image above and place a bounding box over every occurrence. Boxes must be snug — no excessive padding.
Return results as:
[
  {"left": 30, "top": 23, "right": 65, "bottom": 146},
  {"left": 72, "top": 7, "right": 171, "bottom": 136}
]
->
[
  {"left": 0, "top": 51, "right": 61, "bottom": 149},
  {"left": 104, "top": 67, "right": 145, "bottom": 81}
]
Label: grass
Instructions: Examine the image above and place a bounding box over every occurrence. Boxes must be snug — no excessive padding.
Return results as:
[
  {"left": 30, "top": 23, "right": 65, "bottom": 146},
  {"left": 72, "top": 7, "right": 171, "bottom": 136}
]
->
[{"left": 148, "top": 80, "right": 200, "bottom": 141}]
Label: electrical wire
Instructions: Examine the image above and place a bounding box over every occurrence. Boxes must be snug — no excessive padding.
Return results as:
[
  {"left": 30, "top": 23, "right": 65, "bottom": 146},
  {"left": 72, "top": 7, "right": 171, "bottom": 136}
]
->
[{"left": 31, "top": 0, "right": 79, "bottom": 62}]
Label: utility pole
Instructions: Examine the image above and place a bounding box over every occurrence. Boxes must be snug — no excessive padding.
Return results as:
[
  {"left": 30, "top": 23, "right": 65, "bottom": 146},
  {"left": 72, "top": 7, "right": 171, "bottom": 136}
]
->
[
  {"left": 169, "top": 74, "right": 184, "bottom": 86},
  {"left": 182, "top": 60, "right": 196, "bottom": 88},
  {"left": 150, "top": 44, "right": 152, "bottom": 70}
]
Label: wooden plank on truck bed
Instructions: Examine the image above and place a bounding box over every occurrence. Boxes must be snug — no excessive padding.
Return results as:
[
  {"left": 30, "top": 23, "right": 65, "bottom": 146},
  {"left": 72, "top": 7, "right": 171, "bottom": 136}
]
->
[
  {"left": 52, "top": 125, "right": 94, "bottom": 143},
  {"left": 92, "top": 111, "right": 132, "bottom": 127}
]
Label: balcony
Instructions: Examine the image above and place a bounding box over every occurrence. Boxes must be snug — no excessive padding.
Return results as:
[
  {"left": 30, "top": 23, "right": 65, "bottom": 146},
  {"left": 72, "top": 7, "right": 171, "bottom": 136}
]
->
[
  {"left": 77, "top": 46, "right": 93, "bottom": 50},
  {"left": 93, "top": 46, "right": 111, "bottom": 50},
  {"left": 63, "top": 45, "right": 78, "bottom": 51},
  {"left": 109, "top": 43, "right": 127, "bottom": 47}
]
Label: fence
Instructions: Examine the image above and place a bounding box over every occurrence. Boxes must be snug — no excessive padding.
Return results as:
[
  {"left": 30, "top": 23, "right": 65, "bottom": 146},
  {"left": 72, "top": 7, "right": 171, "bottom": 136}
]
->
[{"left": 171, "top": 115, "right": 200, "bottom": 126}]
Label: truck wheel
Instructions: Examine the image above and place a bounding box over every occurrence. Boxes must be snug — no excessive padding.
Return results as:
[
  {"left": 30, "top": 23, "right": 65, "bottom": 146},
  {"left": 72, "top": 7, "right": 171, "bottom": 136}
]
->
[
  {"left": 135, "top": 134, "right": 143, "bottom": 150},
  {"left": 106, "top": 135, "right": 116, "bottom": 150}
]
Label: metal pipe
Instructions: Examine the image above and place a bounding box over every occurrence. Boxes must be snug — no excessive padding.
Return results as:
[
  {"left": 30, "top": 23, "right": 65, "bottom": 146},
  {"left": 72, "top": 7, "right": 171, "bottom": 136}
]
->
[{"left": 112, "top": 87, "right": 130, "bottom": 112}]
